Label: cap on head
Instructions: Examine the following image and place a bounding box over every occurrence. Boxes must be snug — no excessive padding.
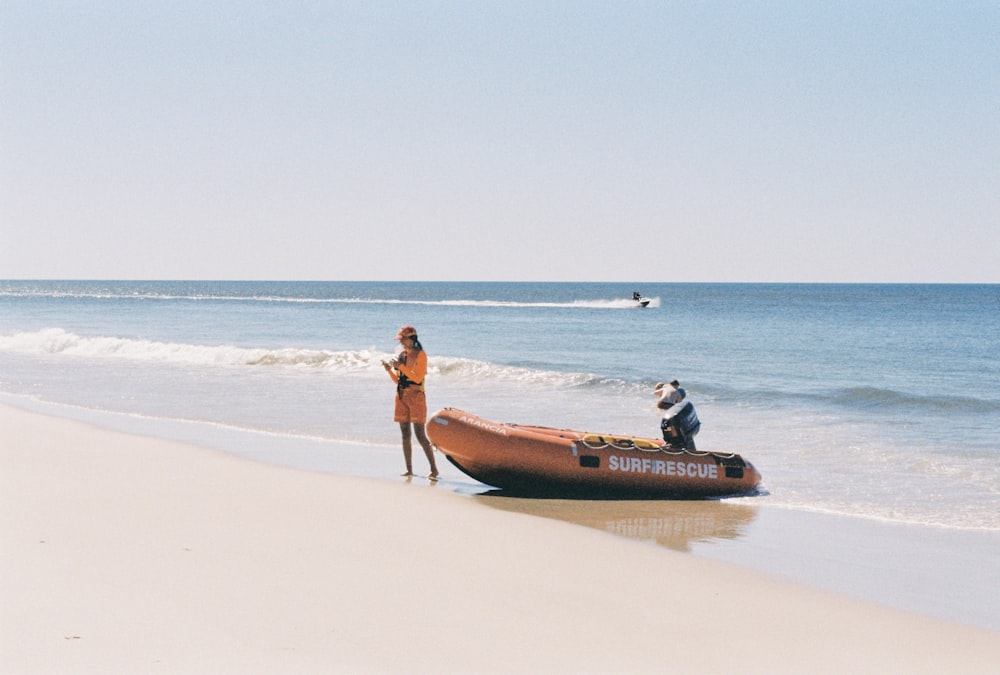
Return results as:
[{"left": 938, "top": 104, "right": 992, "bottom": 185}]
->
[{"left": 395, "top": 325, "right": 418, "bottom": 340}]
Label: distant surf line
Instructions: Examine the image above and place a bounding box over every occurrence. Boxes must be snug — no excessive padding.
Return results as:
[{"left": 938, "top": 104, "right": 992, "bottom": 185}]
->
[{"left": 0, "top": 289, "right": 661, "bottom": 309}]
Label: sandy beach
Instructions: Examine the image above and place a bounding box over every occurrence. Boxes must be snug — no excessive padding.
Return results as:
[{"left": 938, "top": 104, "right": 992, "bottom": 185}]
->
[{"left": 3, "top": 403, "right": 999, "bottom": 674}]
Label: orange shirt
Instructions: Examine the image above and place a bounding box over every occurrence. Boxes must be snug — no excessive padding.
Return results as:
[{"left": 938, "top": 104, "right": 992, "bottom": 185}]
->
[{"left": 389, "top": 348, "right": 427, "bottom": 389}]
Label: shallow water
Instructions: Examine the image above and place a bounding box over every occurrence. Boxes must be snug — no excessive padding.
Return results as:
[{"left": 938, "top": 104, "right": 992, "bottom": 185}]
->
[{"left": 2, "top": 280, "right": 998, "bottom": 530}]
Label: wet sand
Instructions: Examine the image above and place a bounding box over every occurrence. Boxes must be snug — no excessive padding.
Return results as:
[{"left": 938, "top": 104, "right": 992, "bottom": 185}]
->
[{"left": 474, "top": 494, "right": 1000, "bottom": 630}]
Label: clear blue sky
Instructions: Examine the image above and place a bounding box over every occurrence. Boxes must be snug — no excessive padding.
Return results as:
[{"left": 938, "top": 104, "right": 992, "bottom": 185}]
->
[{"left": 2, "top": 1, "right": 998, "bottom": 282}]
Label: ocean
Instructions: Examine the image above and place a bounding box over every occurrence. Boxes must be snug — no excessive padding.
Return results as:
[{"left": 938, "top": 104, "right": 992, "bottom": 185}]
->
[{"left": 2, "top": 280, "right": 998, "bottom": 532}]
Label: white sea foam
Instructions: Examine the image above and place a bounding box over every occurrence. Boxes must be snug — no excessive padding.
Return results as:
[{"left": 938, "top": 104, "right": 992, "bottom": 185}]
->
[
  {"left": 0, "top": 328, "right": 389, "bottom": 371},
  {"left": 0, "top": 329, "right": 614, "bottom": 386}
]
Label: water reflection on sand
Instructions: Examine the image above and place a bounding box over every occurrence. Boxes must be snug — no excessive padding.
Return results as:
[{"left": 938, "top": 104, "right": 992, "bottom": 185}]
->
[{"left": 475, "top": 496, "right": 757, "bottom": 552}]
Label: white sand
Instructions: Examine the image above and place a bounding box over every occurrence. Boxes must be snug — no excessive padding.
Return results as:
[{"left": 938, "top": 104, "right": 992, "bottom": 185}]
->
[{"left": 3, "top": 403, "right": 999, "bottom": 674}]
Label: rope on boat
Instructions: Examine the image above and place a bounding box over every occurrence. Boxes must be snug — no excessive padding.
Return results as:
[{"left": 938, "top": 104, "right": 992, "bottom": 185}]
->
[
  {"left": 579, "top": 434, "right": 738, "bottom": 459},
  {"left": 581, "top": 435, "right": 660, "bottom": 452},
  {"left": 508, "top": 421, "right": 743, "bottom": 460}
]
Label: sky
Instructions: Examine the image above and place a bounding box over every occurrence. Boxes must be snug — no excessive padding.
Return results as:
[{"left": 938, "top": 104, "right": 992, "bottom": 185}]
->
[{"left": 2, "top": 1, "right": 998, "bottom": 282}]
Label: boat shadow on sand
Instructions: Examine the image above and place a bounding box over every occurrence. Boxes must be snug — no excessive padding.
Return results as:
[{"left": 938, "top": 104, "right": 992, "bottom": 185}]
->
[{"left": 473, "top": 493, "right": 759, "bottom": 552}]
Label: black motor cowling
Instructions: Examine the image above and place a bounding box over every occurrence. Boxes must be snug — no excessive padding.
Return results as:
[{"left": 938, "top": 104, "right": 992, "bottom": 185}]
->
[{"left": 660, "top": 400, "right": 701, "bottom": 449}]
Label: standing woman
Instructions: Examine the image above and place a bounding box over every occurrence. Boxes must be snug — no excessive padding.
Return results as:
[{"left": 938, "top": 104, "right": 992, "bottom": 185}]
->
[{"left": 382, "top": 325, "right": 440, "bottom": 480}]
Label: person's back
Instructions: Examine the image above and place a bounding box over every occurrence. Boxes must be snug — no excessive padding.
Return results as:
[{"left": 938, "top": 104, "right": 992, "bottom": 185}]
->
[{"left": 655, "top": 381, "right": 683, "bottom": 410}]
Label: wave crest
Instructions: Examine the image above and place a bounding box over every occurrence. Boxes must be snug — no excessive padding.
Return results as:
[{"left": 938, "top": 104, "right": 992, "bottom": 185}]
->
[
  {"left": 0, "top": 329, "right": 386, "bottom": 371},
  {"left": 431, "top": 356, "right": 605, "bottom": 387},
  {"left": 829, "top": 386, "right": 1000, "bottom": 414},
  {"left": 0, "top": 329, "right": 620, "bottom": 390},
  {"left": 6, "top": 329, "right": 994, "bottom": 415}
]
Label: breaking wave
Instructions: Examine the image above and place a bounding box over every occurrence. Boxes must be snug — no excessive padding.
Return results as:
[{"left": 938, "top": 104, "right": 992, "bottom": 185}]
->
[
  {"left": 0, "top": 329, "right": 640, "bottom": 396},
  {"left": 4, "top": 329, "right": 996, "bottom": 416},
  {"left": 0, "top": 329, "right": 609, "bottom": 386},
  {"left": 0, "top": 328, "right": 384, "bottom": 371}
]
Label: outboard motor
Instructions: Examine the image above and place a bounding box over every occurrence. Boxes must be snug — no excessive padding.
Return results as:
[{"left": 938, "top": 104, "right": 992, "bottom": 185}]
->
[{"left": 660, "top": 400, "right": 701, "bottom": 450}]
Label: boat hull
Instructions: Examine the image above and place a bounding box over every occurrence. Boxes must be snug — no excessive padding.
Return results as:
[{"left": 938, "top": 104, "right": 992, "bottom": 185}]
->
[{"left": 427, "top": 409, "right": 761, "bottom": 498}]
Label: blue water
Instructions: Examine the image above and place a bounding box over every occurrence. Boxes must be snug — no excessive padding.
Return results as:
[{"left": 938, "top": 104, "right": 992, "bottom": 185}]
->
[{"left": 2, "top": 280, "right": 998, "bottom": 530}]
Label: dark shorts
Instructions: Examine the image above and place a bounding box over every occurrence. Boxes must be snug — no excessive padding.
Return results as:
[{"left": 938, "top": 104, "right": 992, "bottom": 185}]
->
[{"left": 394, "top": 387, "right": 427, "bottom": 424}]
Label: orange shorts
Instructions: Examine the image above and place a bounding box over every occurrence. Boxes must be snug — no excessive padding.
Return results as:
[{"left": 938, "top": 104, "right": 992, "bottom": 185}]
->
[{"left": 394, "top": 386, "right": 427, "bottom": 424}]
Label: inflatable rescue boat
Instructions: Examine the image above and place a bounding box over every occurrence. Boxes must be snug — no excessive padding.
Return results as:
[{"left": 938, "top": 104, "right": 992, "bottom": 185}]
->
[{"left": 427, "top": 408, "right": 761, "bottom": 498}]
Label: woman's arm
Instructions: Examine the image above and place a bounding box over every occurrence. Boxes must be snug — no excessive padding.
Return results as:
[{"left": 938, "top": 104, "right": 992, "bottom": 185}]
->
[{"left": 395, "top": 350, "right": 427, "bottom": 383}]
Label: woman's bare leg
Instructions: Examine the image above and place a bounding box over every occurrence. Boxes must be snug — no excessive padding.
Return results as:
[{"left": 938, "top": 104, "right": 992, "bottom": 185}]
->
[
  {"left": 413, "top": 423, "right": 439, "bottom": 479},
  {"left": 399, "top": 422, "right": 413, "bottom": 476}
]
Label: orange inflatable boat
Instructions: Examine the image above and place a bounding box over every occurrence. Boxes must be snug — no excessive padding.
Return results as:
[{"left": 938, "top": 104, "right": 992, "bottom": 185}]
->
[{"left": 427, "top": 408, "right": 762, "bottom": 498}]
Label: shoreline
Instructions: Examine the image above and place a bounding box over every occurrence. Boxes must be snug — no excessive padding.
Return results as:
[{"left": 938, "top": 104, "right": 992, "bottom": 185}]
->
[{"left": 3, "top": 403, "right": 1000, "bottom": 672}]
